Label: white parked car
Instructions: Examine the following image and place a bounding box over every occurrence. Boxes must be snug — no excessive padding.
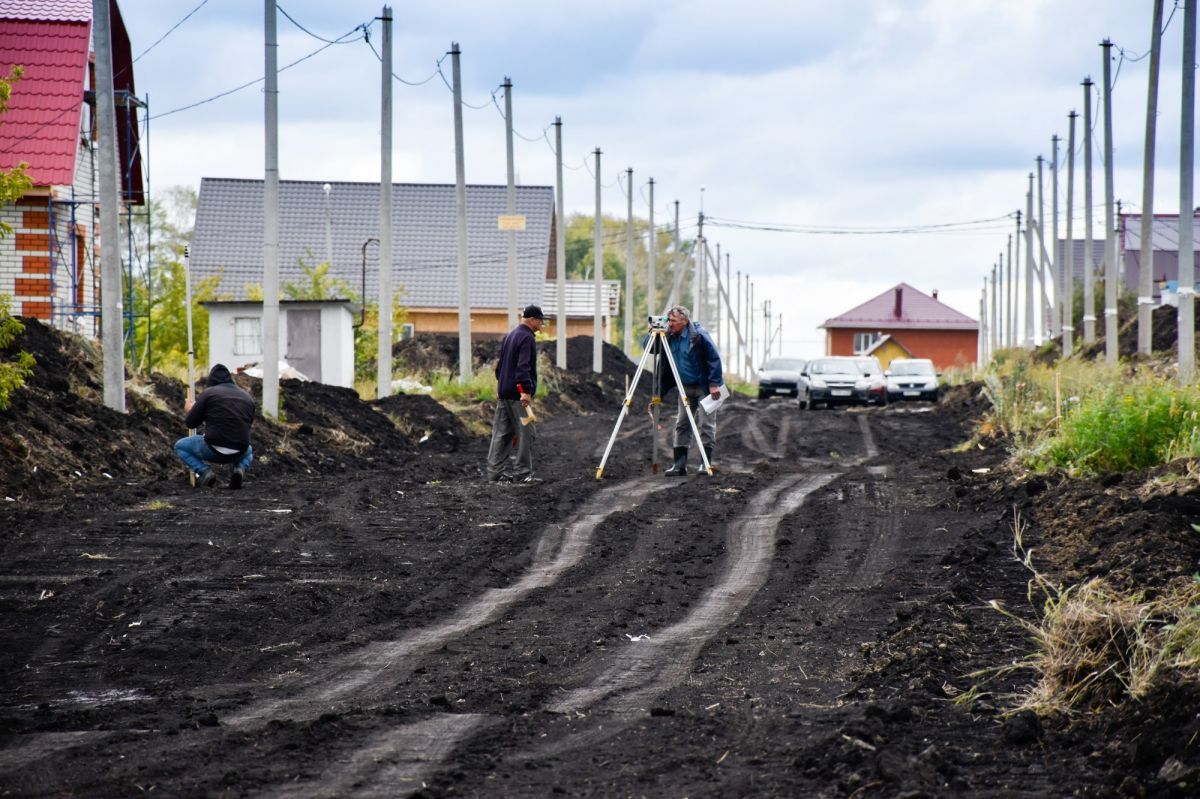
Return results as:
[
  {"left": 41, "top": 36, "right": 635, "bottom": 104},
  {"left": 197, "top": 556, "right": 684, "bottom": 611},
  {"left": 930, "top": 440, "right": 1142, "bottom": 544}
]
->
[
  {"left": 757, "top": 357, "right": 807, "bottom": 398},
  {"left": 885, "top": 358, "right": 940, "bottom": 402}
]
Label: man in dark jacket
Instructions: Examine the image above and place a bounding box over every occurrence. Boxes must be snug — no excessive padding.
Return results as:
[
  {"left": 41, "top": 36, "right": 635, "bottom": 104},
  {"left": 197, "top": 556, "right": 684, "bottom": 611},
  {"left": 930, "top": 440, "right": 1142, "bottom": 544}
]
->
[
  {"left": 174, "top": 363, "right": 256, "bottom": 489},
  {"left": 655, "top": 305, "right": 724, "bottom": 475},
  {"left": 485, "top": 304, "right": 545, "bottom": 484}
]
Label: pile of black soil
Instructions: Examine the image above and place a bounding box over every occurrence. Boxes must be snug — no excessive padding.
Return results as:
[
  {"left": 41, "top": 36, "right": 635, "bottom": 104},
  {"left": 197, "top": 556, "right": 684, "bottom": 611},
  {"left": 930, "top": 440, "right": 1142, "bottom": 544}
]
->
[
  {"left": 0, "top": 320, "right": 487, "bottom": 498},
  {"left": 1078, "top": 299, "right": 1198, "bottom": 360}
]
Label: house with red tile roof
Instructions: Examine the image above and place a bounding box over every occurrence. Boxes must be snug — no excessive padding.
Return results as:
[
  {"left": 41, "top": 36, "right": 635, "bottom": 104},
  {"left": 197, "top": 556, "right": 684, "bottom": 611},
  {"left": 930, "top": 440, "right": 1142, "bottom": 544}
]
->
[
  {"left": 821, "top": 283, "right": 979, "bottom": 370},
  {"left": 0, "top": 0, "right": 143, "bottom": 333}
]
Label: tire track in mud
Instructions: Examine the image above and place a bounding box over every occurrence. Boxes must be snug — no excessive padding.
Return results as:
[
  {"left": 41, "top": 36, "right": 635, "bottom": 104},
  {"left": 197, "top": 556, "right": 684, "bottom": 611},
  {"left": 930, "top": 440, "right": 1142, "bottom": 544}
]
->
[
  {"left": 224, "top": 478, "right": 673, "bottom": 728},
  {"left": 524, "top": 471, "right": 839, "bottom": 756}
]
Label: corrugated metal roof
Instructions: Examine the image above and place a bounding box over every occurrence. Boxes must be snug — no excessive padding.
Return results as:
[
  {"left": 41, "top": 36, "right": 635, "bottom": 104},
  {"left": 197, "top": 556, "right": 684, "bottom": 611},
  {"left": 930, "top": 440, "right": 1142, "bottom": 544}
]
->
[
  {"left": 823, "top": 282, "right": 978, "bottom": 330},
  {"left": 190, "top": 178, "right": 556, "bottom": 311},
  {"left": 2, "top": 0, "right": 93, "bottom": 22},
  {"left": 541, "top": 280, "right": 621, "bottom": 317},
  {"left": 0, "top": 17, "right": 90, "bottom": 186}
]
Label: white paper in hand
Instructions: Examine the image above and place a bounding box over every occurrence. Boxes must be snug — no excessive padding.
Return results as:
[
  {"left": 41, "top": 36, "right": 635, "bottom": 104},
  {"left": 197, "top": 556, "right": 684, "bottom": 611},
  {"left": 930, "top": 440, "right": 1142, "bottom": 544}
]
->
[{"left": 700, "top": 384, "right": 730, "bottom": 414}]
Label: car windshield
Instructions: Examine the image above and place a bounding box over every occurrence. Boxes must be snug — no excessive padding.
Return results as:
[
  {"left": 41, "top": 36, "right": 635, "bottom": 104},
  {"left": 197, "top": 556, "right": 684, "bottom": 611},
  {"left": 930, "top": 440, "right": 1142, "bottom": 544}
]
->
[
  {"left": 809, "top": 359, "right": 855, "bottom": 375},
  {"left": 764, "top": 358, "right": 805, "bottom": 371},
  {"left": 856, "top": 358, "right": 881, "bottom": 375},
  {"left": 890, "top": 361, "right": 935, "bottom": 376}
]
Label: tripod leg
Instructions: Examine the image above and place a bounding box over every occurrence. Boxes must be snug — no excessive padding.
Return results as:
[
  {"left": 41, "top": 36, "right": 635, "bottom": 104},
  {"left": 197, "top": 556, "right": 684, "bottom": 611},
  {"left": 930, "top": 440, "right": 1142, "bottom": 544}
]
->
[
  {"left": 596, "top": 342, "right": 655, "bottom": 479},
  {"left": 650, "top": 352, "right": 661, "bottom": 473},
  {"left": 659, "top": 336, "right": 713, "bottom": 476}
]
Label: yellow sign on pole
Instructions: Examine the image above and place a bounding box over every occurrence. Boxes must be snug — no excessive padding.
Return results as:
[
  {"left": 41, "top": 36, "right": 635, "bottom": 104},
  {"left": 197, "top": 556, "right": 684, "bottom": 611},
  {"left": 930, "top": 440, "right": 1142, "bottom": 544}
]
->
[{"left": 497, "top": 214, "right": 526, "bottom": 231}]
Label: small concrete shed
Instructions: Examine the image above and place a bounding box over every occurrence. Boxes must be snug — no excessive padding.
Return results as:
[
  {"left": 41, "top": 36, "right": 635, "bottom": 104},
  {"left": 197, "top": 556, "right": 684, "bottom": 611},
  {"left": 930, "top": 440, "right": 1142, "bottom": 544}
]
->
[{"left": 203, "top": 299, "right": 360, "bottom": 388}]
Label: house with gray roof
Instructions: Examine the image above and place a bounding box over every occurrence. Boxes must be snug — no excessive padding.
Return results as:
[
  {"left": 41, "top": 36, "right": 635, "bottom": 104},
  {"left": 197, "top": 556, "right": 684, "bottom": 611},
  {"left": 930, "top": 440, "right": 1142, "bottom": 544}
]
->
[{"left": 190, "top": 177, "right": 620, "bottom": 342}]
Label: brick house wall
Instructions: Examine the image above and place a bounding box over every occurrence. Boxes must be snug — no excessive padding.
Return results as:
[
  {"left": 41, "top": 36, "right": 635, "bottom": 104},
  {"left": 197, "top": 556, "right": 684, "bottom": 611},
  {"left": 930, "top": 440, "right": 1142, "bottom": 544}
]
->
[
  {"left": 826, "top": 327, "right": 978, "bottom": 371},
  {"left": 0, "top": 137, "right": 99, "bottom": 332}
]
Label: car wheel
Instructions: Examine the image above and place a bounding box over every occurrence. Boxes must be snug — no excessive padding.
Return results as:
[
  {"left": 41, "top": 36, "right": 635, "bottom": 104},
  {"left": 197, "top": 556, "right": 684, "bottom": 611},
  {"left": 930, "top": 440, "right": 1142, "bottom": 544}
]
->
[
  {"left": 799, "top": 397, "right": 810, "bottom": 410},
  {"left": 758, "top": 389, "right": 768, "bottom": 399}
]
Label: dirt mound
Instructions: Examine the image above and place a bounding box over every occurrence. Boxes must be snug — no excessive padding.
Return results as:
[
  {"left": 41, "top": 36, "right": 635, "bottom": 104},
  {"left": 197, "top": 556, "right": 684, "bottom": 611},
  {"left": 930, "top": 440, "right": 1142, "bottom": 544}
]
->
[
  {"left": 0, "top": 320, "right": 483, "bottom": 498},
  {"left": 1079, "top": 300, "right": 1197, "bottom": 360}
]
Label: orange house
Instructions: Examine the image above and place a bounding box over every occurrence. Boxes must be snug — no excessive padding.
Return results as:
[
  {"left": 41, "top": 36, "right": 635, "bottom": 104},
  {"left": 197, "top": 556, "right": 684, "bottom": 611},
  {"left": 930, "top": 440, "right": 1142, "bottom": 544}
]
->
[{"left": 822, "top": 283, "right": 979, "bottom": 371}]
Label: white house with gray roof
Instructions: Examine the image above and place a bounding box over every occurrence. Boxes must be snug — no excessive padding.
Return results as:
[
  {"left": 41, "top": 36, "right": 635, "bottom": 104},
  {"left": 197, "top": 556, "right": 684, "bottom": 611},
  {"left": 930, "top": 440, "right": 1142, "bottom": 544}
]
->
[{"left": 190, "top": 178, "right": 619, "bottom": 343}]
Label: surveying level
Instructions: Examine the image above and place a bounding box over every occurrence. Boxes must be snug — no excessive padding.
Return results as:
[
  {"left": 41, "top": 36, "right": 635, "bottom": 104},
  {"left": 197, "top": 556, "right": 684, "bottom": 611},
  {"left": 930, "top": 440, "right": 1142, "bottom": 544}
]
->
[{"left": 595, "top": 322, "right": 713, "bottom": 479}]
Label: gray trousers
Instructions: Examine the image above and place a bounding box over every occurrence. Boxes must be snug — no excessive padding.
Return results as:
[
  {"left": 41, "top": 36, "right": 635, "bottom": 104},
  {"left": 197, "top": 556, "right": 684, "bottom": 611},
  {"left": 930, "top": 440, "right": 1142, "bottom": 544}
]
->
[
  {"left": 486, "top": 399, "right": 535, "bottom": 480},
  {"left": 673, "top": 384, "right": 716, "bottom": 450}
]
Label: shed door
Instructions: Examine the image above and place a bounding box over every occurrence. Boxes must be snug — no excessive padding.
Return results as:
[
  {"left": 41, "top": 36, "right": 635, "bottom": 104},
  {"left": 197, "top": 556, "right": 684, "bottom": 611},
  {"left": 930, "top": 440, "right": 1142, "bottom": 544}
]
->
[{"left": 286, "top": 310, "right": 322, "bottom": 383}]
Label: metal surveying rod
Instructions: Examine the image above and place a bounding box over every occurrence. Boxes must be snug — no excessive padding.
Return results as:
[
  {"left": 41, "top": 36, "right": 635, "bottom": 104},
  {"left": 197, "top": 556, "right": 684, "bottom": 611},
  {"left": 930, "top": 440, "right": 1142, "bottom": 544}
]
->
[{"left": 596, "top": 316, "right": 713, "bottom": 479}]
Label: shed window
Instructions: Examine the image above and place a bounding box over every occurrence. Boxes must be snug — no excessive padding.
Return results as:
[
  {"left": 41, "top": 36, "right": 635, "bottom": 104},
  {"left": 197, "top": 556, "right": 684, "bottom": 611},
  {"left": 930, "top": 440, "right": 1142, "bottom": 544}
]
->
[
  {"left": 853, "top": 332, "right": 879, "bottom": 354},
  {"left": 233, "top": 317, "right": 262, "bottom": 355}
]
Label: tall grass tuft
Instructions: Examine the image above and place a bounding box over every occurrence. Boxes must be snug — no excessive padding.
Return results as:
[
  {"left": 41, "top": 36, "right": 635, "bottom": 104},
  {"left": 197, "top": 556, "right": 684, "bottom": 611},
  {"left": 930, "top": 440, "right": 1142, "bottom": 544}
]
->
[{"left": 1025, "top": 378, "right": 1200, "bottom": 475}]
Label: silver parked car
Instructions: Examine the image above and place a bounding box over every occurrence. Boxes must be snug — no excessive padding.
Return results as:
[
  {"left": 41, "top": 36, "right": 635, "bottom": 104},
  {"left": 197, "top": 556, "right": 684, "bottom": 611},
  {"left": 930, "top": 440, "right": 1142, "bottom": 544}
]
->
[
  {"left": 885, "top": 358, "right": 940, "bottom": 402},
  {"left": 798, "top": 356, "right": 887, "bottom": 409},
  {"left": 756, "top": 357, "right": 807, "bottom": 398}
]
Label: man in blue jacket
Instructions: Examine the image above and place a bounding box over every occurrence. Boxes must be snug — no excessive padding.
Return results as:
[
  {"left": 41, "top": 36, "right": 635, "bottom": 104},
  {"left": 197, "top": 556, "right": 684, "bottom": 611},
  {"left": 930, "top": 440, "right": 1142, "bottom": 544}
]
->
[
  {"left": 486, "top": 304, "right": 545, "bottom": 484},
  {"left": 656, "top": 305, "right": 724, "bottom": 475},
  {"left": 174, "top": 363, "right": 256, "bottom": 489}
]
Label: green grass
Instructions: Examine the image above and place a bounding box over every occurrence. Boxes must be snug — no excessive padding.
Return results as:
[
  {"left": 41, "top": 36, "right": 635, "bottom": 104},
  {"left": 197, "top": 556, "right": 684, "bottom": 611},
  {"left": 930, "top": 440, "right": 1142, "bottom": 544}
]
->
[{"left": 1024, "top": 378, "right": 1200, "bottom": 475}]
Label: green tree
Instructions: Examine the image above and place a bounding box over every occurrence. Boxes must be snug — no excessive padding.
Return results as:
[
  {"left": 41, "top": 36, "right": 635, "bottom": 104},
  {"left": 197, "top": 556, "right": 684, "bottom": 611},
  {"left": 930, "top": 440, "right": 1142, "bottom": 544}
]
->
[
  {"left": 125, "top": 187, "right": 235, "bottom": 377},
  {"left": 0, "top": 66, "right": 32, "bottom": 238},
  {"left": 283, "top": 252, "right": 354, "bottom": 300},
  {"left": 563, "top": 212, "right": 691, "bottom": 353}
]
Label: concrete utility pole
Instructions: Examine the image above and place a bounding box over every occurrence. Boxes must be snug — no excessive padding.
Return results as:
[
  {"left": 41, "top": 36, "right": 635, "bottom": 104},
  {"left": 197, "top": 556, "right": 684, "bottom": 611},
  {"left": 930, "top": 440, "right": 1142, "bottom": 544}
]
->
[
  {"left": 1103, "top": 38, "right": 1119, "bottom": 365},
  {"left": 451, "top": 43, "right": 471, "bottom": 380},
  {"left": 503, "top": 78, "right": 517, "bottom": 331},
  {"left": 1005, "top": 234, "right": 1013, "bottom": 350},
  {"left": 593, "top": 148, "right": 603, "bottom": 373},
  {"left": 1051, "top": 134, "right": 1061, "bottom": 337},
  {"left": 261, "top": 0, "right": 280, "bottom": 418},
  {"left": 1036, "top": 155, "right": 1048, "bottom": 338},
  {"left": 1179, "top": 0, "right": 1197, "bottom": 383},
  {"left": 749, "top": 280, "right": 755, "bottom": 369},
  {"left": 714, "top": 242, "right": 722, "bottom": 357},
  {"left": 696, "top": 211, "right": 705, "bottom": 323},
  {"left": 93, "top": 0, "right": 124, "bottom": 412},
  {"left": 554, "top": 118, "right": 566, "bottom": 369},
  {"left": 979, "top": 279, "right": 988, "bottom": 359},
  {"left": 1025, "top": 174, "right": 1036, "bottom": 348},
  {"left": 624, "top": 167, "right": 633, "bottom": 358},
  {"left": 991, "top": 265, "right": 998, "bottom": 355},
  {"left": 377, "top": 6, "right": 393, "bottom": 399},
  {"left": 647, "top": 178, "right": 656, "bottom": 319},
  {"left": 1138, "top": 0, "right": 1166, "bottom": 356},
  {"left": 725, "top": 253, "right": 731, "bottom": 367},
  {"left": 665, "top": 201, "right": 683, "bottom": 312},
  {"left": 1013, "top": 212, "right": 1022, "bottom": 348},
  {"left": 1064, "top": 110, "right": 1077, "bottom": 356},
  {"left": 1083, "top": 77, "right": 1096, "bottom": 343},
  {"left": 735, "top": 268, "right": 742, "bottom": 375}
]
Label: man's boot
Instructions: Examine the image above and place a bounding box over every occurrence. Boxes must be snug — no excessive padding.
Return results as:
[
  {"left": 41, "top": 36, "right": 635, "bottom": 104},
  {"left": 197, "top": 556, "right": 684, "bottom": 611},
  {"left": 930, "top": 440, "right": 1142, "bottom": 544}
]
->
[
  {"left": 664, "top": 446, "right": 689, "bottom": 476},
  {"left": 701, "top": 444, "right": 716, "bottom": 473}
]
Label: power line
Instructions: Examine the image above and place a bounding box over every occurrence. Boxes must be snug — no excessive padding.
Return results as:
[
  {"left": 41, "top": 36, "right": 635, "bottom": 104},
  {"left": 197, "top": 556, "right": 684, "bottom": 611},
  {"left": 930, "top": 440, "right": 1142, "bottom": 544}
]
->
[
  {"left": 148, "top": 22, "right": 370, "bottom": 121},
  {"left": 277, "top": 4, "right": 363, "bottom": 46},
  {"left": 133, "top": 0, "right": 210, "bottom": 63},
  {"left": 705, "top": 213, "right": 1017, "bottom": 236}
]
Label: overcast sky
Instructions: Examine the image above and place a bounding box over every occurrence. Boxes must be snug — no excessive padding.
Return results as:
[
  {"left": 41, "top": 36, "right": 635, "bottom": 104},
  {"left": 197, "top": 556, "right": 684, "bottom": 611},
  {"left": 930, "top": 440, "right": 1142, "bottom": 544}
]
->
[{"left": 120, "top": 0, "right": 1194, "bottom": 359}]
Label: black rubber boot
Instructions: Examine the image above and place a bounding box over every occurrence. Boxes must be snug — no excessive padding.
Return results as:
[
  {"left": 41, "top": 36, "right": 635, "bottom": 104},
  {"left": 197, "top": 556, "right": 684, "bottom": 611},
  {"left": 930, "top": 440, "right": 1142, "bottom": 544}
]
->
[
  {"left": 664, "top": 446, "right": 689, "bottom": 476},
  {"left": 701, "top": 444, "right": 715, "bottom": 473}
]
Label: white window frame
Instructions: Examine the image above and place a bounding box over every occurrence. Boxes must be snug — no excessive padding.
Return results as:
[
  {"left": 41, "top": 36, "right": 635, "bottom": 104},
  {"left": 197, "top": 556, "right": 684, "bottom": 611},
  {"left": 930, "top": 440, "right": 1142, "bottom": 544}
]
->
[
  {"left": 853, "top": 332, "right": 879, "bottom": 354},
  {"left": 233, "top": 316, "right": 263, "bottom": 356}
]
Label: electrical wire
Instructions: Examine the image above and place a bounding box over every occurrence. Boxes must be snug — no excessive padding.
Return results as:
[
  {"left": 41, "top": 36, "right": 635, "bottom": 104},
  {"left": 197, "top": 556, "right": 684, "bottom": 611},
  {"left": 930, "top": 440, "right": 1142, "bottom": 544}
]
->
[
  {"left": 705, "top": 213, "right": 1016, "bottom": 236},
  {"left": 277, "top": 4, "right": 363, "bottom": 46},
  {"left": 148, "top": 23, "right": 370, "bottom": 121},
  {"left": 133, "top": 0, "right": 210, "bottom": 63},
  {"left": 362, "top": 32, "right": 441, "bottom": 86}
]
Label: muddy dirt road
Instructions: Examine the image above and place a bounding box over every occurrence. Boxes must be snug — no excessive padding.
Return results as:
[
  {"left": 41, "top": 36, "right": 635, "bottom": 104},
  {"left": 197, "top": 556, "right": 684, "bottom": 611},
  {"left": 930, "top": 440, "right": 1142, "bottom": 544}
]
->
[{"left": 0, "top": 386, "right": 1193, "bottom": 797}]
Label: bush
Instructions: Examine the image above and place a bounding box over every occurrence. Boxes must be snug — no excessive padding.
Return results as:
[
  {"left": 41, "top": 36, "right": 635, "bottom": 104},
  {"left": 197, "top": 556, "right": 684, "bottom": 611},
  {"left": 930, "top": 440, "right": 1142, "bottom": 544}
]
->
[{"left": 0, "top": 294, "right": 35, "bottom": 410}]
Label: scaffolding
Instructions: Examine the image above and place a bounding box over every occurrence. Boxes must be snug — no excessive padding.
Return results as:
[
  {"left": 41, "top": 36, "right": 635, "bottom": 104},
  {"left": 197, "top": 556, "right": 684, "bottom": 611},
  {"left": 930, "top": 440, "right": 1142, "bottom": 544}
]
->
[{"left": 46, "top": 87, "right": 151, "bottom": 368}]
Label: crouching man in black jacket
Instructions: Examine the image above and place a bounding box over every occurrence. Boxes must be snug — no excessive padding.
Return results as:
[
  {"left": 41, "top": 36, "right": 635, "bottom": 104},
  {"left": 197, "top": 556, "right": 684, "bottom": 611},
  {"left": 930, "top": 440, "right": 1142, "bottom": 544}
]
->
[{"left": 174, "top": 363, "right": 256, "bottom": 489}]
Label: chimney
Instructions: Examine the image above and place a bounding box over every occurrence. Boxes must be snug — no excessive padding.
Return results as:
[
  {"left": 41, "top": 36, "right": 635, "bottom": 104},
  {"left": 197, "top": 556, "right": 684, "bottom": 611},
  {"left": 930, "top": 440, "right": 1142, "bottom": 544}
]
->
[
  {"left": 932, "top": 288, "right": 939, "bottom": 301},
  {"left": 893, "top": 286, "right": 903, "bottom": 318}
]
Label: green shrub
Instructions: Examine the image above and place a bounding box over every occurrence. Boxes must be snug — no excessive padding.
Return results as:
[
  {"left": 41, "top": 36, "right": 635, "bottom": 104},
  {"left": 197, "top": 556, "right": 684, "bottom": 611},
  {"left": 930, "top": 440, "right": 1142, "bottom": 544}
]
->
[
  {"left": 0, "top": 294, "right": 35, "bottom": 410},
  {"left": 1026, "top": 378, "right": 1200, "bottom": 474}
]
